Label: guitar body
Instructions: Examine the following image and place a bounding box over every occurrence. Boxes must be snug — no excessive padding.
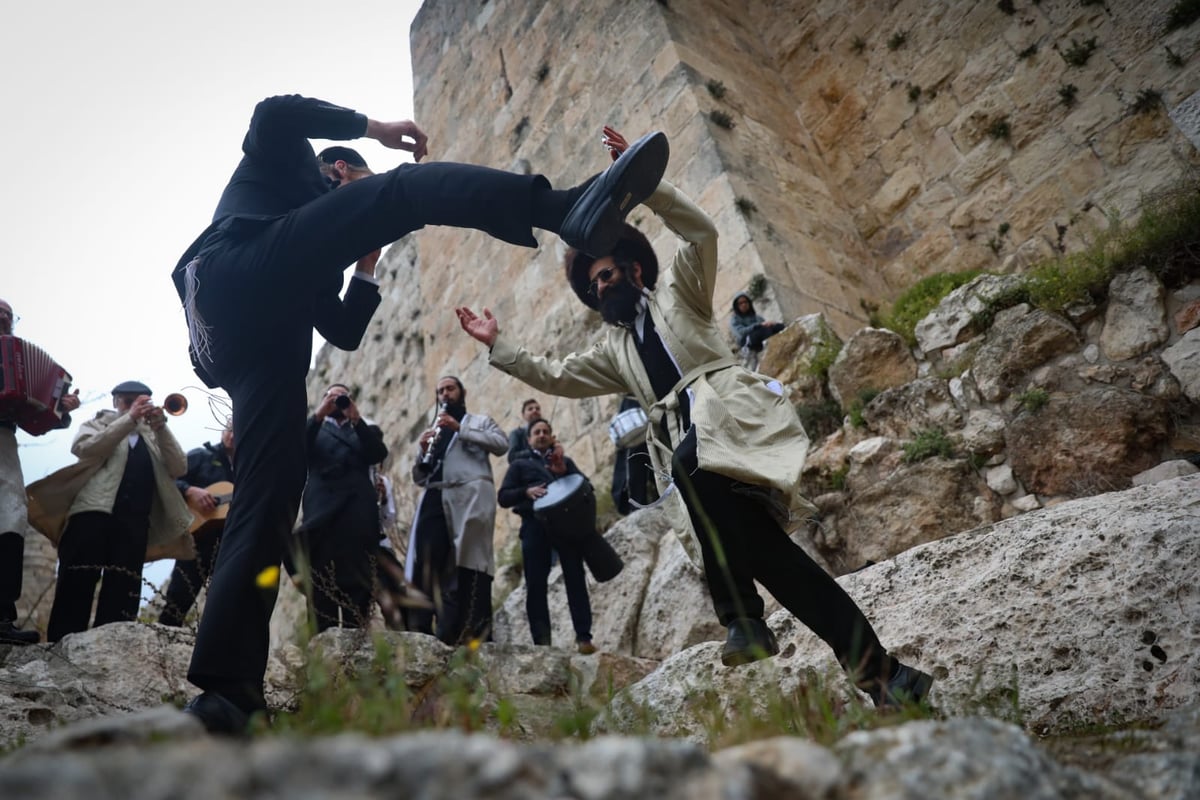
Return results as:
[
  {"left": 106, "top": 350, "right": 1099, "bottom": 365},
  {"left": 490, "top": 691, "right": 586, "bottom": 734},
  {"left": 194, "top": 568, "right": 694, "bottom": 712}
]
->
[{"left": 187, "top": 481, "right": 234, "bottom": 536}]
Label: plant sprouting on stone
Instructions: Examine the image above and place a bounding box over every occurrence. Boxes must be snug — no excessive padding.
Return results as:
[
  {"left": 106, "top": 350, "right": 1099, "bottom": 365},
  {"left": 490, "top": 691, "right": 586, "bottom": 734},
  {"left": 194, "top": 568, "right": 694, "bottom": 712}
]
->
[
  {"left": 1058, "top": 83, "right": 1079, "bottom": 106},
  {"left": 706, "top": 79, "right": 727, "bottom": 99},
  {"left": 1080, "top": 0, "right": 1104, "bottom": 5},
  {"left": 880, "top": 269, "right": 983, "bottom": 345},
  {"left": 902, "top": 428, "right": 954, "bottom": 463},
  {"left": 987, "top": 236, "right": 1004, "bottom": 255},
  {"left": 1129, "top": 88, "right": 1164, "bottom": 115},
  {"left": 1060, "top": 36, "right": 1098, "bottom": 67},
  {"left": 747, "top": 272, "right": 768, "bottom": 299},
  {"left": 734, "top": 196, "right": 758, "bottom": 216},
  {"left": 1016, "top": 387, "right": 1050, "bottom": 413},
  {"left": 805, "top": 337, "right": 843, "bottom": 380},
  {"left": 847, "top": 389, "right": 881, "bottom": 429},
  {"left": 1166, "top": 0, "right": 1200, "bottom": 30},
  {"left": 987, "top": 117, "right": 1012, "bottom": 140},
  {"left": 1017, "top": 43, "right": 1038, "bottom": 60},
  {"left": 907, "top": 84, "right": 922, "bottom": 102},
  {"left": 709, "top": 109, "right": 736, "bottom": 129},
  {"left": 1164, "top": 45, "right": 1185, "bottom": 67},
  {"left": 535, "top": 62, "right": 550, "bottom": 83},
  {"left": 851, "top": 35, "right": 867, "bottom": 54},
  {"left": 887, "top": 30, "right": 908, "bottom": 50},
  {"left": 998, "top": 222, "right": 1011, "bottom": 236},
  {"left": 998, "top": 0, "right": 1016, "bottom": 15}
]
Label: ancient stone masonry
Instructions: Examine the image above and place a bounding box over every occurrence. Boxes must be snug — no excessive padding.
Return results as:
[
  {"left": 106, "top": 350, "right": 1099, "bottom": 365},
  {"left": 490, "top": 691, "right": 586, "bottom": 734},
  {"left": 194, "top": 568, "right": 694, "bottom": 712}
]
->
[{"left": 306, "top": 0, "right": 1198, "bottom": 580}]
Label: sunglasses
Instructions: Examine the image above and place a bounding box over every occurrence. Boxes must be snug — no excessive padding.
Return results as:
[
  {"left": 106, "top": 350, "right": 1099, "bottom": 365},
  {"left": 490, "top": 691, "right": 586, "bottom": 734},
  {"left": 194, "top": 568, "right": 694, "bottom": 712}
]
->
[{"left": 588, "top": 266, "right": 620, "bottom": 296}]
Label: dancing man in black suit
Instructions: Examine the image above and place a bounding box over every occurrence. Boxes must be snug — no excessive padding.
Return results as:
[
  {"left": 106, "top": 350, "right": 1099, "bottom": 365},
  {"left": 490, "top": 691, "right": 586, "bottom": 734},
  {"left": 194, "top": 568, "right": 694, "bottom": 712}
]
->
[
  {"left": 295, "top": 384, "right": 388, "bottom": 632},
  {"left": 172, "top": 93, "right": 669, "bottom": 734}
]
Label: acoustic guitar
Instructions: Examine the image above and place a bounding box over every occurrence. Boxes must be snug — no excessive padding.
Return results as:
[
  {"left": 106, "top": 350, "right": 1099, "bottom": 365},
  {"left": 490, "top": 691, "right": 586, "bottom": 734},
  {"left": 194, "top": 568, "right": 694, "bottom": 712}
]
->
[{"left": 186, "top": 481, "right": 234, "bottom": 535}]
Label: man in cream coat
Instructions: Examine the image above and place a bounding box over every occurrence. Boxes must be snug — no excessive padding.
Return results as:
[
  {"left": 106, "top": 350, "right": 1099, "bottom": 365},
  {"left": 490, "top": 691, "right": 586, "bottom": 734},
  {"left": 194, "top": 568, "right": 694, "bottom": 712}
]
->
[
  {"left": 406, "top": 376, "right": 508, "bottom": 644},
  {"left": 27, "top": 381, "right": 193, "bottom": 641},
  {"left": 458, "top": 128, "right": 934, "bottom": 708}
]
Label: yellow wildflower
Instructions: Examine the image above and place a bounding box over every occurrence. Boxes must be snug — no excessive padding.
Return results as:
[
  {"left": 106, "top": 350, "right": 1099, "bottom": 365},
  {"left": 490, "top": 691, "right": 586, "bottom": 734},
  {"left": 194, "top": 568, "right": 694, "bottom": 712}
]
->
[{"left": 255, "top": 565, "right": 281, "bottom": 589}]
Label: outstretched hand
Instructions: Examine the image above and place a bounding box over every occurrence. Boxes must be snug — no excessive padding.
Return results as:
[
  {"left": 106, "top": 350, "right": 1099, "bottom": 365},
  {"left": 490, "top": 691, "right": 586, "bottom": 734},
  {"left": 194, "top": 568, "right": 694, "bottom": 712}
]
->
[
  {"left": 456, "top": 306, "right": 499, "bottom": 347},
  {"left": 366, "top": 119, "right": 429, "bottom": 162},
  {"left": 602, "top": 126, "right": 629, "bottom": 161}
]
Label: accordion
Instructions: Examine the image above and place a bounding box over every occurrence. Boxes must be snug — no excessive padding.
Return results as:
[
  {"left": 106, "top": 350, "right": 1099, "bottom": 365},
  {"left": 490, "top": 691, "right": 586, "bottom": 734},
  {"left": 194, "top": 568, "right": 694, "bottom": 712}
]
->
[{"left": 0, "top": 335, "right": 73, "bottom": 436}]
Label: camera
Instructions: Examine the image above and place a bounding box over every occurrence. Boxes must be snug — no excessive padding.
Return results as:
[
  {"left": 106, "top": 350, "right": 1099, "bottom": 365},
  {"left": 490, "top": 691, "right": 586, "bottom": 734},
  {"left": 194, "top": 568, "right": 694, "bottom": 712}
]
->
[{"left": 334, "top": 394, "right": 352, "bottom": 410}]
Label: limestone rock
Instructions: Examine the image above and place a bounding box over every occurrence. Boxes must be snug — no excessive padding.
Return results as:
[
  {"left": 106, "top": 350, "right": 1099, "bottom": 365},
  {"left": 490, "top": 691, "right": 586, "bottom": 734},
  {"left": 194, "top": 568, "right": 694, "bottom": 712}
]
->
[
  {"left": 610, "top": 475, "right": 1200, "bottom": 740},
  {"left": 820, "top": 457, "right": 999, "bottom": 574},
  {"left": 1100, "top": 268, "right": 1169, "bottom": 361},
  {"left": 914, "top": 273, "right": 1026, "bottom": 355},
  {"left": 956, "top": 409, "right": 1008, "bottom": 456},
  {"left": 1175, "top": 298, "right": 1200, "bottom": 335},
  {"left": 1007, "top": 388, "right": 1171, "bottom": 497},
  {"left": 1161, "top": 328, "right": 1200, "bottom": 403},
  {"left": 827, "top": 328, "right": 918, "bottom": 408},
  {"left": 756, "top": 313, "right": 842, "bottom": 404},
  {"left": 1131, "top": 459, "right": 1199, "bottom": 486},
  {"left": 861, "top": 377, "right": 963, "bottom": 439},
  {"left": 971, "top": 307, "right": 1080, "bottom": 402}
]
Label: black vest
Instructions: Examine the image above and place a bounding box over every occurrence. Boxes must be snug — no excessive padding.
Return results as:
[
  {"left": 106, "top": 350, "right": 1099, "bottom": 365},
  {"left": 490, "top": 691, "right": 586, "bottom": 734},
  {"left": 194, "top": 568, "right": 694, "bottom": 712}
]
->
[{"left": 112, "top": 436, "right": 155, "bottom": 522}]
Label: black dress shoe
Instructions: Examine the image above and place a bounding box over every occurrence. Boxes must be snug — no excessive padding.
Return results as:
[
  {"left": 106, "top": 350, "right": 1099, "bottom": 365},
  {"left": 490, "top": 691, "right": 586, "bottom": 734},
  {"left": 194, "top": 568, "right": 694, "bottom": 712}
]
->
[
  {"left": 873, "top": 662, "right": 934, "bottom": 709},
  {"left": 721, "top": 617, "right": 779, "bottom": 667},
  {"left": 559, "top": 131, "right": 670, "bottom": 256},
  {"left": 182, "top": 692, "right": 251, "bottom": 736},
  {"left": 0, "top": 620, "right": 40, "bottom": 646}
]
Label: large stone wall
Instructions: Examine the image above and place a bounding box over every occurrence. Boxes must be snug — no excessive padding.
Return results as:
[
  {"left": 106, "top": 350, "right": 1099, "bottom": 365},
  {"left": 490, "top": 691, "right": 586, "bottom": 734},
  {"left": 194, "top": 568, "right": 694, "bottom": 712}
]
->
[{"left": 307, "top": 0, "right": 1199, "bottom": 556}]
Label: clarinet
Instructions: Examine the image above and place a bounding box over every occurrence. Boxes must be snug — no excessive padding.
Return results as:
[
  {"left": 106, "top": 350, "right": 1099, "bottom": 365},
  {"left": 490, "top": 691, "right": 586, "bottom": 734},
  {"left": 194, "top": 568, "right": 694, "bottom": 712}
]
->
[{"left": 420, "top": 403, "right": 449, "bottom": 467}]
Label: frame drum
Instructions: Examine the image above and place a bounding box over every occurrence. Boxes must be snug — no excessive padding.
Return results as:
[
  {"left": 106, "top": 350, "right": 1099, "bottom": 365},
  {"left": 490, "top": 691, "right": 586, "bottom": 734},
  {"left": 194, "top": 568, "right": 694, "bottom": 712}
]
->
[{"left": 608, "top": 406, "right": 648, "bottom": 449}]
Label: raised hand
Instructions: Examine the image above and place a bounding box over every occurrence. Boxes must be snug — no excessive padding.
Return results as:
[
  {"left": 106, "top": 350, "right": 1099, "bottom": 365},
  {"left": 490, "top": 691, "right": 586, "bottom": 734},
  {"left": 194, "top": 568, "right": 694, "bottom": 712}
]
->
[
  {"left": 366, "top": 119, "right": 429, "bottom": 162},
  {"left": 455, "top": 306, "right": 499, "bottom": 347},
  {"left": 602, "top": 126, "right": 630, "bottom": 161}
]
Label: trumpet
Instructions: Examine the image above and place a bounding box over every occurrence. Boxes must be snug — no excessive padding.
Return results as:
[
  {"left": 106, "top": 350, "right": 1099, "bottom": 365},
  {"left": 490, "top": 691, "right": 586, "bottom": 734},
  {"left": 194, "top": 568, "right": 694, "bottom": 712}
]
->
[
  {"left": 420, "top": 403, "right": 449, "bottom": 467},
  {"left": 163, "top": 393, "right": 188, "bottom": 416}
]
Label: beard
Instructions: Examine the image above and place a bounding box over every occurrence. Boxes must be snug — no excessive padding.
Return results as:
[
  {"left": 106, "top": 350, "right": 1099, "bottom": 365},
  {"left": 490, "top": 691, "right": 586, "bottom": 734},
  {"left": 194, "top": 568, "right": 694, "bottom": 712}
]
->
[
  {"left": 598, "top": 278, "right": 643, "bottom": 325},
  {"left": 443, "top": 401, "right": 467, "bottom": 420}
]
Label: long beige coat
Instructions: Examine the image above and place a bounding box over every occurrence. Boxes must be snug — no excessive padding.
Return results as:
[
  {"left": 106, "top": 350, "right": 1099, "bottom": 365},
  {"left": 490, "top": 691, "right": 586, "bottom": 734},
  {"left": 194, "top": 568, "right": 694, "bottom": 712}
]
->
[
  {"left": 488, "top": 181, "right": 814, "bottom": 556},
  {"left": 406, "top": 412, "right": 508, "bottom": 576},
  {"left": 26, "top": 409, "right": 195, "bottom": 561}
]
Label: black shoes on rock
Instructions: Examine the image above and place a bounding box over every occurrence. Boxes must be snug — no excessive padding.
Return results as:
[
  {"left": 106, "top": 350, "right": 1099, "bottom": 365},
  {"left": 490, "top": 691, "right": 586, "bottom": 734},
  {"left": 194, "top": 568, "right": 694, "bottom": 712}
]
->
[
  {"left": 182, "top": 691, "right": 251, "bottom": 737},
  {"left": 721, "top": 617, "right": 780, "bottom": 667},
  {"left": 873, "top": 662, "right": 935, "bottom": 709},
  {"left": 0, "top": 620, "right": 39, "bottom": 646},
  {"left": 560, "top": 131, "right": 670, "bottom": 257}
]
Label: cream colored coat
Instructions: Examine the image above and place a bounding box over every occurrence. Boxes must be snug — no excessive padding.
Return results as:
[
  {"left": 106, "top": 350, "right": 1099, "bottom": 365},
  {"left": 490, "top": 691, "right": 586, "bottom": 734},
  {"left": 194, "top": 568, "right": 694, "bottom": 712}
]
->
[
  {"left": 26, "top": 409, "right": 195, "bottom": 561},
  {"left": 489, "top": 181, "right": 814, "bottom": 556}
]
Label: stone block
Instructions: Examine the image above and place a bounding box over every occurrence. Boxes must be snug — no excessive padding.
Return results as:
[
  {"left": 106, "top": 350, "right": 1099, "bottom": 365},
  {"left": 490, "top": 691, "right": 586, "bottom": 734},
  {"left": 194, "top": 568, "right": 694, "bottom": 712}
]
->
[{"left": 869, "top": 164, "right": 923, "bottom": 218}]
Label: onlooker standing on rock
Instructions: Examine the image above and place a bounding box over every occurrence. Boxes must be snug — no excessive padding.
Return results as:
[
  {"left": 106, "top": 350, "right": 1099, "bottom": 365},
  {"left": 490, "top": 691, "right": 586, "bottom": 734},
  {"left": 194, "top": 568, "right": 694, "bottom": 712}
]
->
[
  {"left": 294, "top": 384, "right": 388, "bottom": 632},
  {"left": 0, "top": 298, "right": 80, "bottom": 645},
  {"left": 158, "top": 418, "right": 236, "bottom": 627},
  {"left": 729, "top": 292, "right": 784, "bottom": 369},
  {"left": 407, "top": 376, "right": 507, "bottom": 644},
  {"left": 506, "top": 398, "right": 542, "bottom": 463},
  {"left": 457, "top": 126, "right": 933, "bottom": 708},
  {"left": 28, "top": 382, "right": 192, "bottom": 642},
  {"left": 498, "top": 418, "right": 595, "bottom": 653}
]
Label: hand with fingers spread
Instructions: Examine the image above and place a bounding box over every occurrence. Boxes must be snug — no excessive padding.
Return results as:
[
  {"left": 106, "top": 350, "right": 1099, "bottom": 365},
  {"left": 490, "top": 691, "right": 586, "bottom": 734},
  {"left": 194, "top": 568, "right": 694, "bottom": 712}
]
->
[
  {"left": 456, "top": 306, "right": 499, "bottom": 347},
  {"left": 602, "top": 126, "right": 630, "bottom": 161}
]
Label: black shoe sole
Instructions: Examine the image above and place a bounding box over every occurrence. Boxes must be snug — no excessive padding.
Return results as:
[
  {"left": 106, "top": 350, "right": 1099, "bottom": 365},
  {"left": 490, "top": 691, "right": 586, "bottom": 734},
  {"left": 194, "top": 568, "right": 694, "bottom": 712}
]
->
[{"left": 561, "top": 132, "right": 669, "bottom": 256}]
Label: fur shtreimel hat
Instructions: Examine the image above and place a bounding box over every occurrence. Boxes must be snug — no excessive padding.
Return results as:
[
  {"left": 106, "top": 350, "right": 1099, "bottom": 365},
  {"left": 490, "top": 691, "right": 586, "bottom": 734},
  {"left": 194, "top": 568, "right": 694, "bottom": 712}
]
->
[{"left": 564, "top": 224, "right": 659, "bottom": 310}]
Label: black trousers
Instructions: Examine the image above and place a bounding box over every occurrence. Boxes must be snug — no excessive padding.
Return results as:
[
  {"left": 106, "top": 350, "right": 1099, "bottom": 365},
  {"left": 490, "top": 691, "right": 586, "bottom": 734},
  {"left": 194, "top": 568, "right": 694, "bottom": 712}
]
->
[
  {"left": 158, "top": 524, "right": 223, "bottom": 627},
  {"left": 745, "top": 322, "right": 786, "bottom": 351},
  {"left": 295, "top": 518, "right": 376, "bottom": 634},
  {"left": 48, "top": 511, "right": 148, "bottom": 642},
  {"left": 671, "top": 429, "right": 891, "bottom": 685},
  {"left": 520, "top": 519, "right": 591, "bottom": 645},
  {"left": 187, "top": 162, "right": 552, "bottom": 713},
  {"left": 0, "top": 531, "right": 25, "bottom": 622}
]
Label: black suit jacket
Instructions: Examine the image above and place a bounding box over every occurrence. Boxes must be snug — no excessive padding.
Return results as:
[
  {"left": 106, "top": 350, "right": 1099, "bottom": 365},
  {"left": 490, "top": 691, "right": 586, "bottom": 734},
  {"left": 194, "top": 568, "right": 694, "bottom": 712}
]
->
[
  {"left": 300, "top": 416, "right": 388, "bottom": 537},
  {"left": 171, "top": 95, "right": 380, "bottom": 386}
]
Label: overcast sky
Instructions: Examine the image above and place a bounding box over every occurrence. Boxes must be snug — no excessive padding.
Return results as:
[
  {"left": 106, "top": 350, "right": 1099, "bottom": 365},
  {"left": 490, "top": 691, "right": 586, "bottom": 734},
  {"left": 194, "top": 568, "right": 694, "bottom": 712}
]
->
[{"left": 2, "top": 0, "right": 424, "bottom": 593}]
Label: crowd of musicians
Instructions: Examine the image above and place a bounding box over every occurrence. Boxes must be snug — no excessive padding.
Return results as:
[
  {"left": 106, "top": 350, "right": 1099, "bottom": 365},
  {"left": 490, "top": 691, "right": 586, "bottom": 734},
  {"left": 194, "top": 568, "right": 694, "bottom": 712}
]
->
[{"left": 1, "top": 96, "right": 935, "bottom": 733}]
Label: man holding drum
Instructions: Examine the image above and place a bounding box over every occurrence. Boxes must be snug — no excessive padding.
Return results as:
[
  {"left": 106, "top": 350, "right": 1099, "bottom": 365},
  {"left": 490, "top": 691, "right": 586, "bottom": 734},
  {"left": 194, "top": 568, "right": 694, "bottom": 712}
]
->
[
  {"left": 457, "top": 128, "right": 934, "bottom": 708},
  {"left": 498, "top": 418, "right": 595, "bottom": 654}
]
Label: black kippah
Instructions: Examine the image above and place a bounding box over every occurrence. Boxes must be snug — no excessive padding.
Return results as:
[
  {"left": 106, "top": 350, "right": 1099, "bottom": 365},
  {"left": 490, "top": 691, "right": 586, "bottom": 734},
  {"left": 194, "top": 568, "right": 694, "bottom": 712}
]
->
[{"left": 317, "top": 146, "right": 369, "bottom": 169}]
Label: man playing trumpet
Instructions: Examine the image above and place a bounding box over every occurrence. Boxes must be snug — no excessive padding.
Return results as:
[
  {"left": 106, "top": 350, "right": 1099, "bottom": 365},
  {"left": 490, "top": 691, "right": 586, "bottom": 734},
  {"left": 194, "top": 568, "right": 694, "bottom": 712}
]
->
[{"left": 27, "top": 381, "right": 193, "bottom": 641}]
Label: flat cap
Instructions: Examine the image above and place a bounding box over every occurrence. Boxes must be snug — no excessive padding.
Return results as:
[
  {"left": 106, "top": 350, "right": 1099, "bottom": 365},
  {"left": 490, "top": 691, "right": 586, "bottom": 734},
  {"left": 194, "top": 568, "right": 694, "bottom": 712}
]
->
[{"left": 111, "top": 380, "right": 152, "bottom": 396}]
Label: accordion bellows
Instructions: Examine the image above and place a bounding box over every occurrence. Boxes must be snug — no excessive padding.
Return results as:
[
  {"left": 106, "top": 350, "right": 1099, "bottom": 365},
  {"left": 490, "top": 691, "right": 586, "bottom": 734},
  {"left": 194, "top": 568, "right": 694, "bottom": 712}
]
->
[{"left": 0, "top": 335, "right": 72, "bottom": 436}]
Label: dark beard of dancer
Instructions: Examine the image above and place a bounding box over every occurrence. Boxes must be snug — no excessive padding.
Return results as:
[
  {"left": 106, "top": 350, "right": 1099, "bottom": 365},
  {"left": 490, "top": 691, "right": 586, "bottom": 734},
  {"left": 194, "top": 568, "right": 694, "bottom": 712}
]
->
[{"left": 599, "top": 275, "right": 643, "bottom": 326}]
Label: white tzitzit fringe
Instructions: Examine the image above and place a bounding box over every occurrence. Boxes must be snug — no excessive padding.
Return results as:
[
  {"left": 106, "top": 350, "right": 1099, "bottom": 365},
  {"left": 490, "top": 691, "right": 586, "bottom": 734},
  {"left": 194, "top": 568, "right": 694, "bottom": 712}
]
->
[{"left": 183, "top": 257, "right": 214, "bottom": 363}]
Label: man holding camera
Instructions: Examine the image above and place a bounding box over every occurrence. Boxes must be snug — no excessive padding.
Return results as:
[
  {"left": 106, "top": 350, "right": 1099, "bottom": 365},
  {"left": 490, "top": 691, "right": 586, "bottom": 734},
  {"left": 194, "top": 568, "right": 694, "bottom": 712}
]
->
[{"left": 294, "top": 384, "right": 388, "bottom": 632}]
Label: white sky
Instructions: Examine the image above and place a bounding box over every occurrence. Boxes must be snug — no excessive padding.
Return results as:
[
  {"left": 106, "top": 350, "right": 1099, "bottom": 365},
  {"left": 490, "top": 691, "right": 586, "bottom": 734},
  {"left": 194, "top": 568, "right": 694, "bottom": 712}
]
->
[{"left": 2, "top": 0, "right": 424, "bottom": 594}]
